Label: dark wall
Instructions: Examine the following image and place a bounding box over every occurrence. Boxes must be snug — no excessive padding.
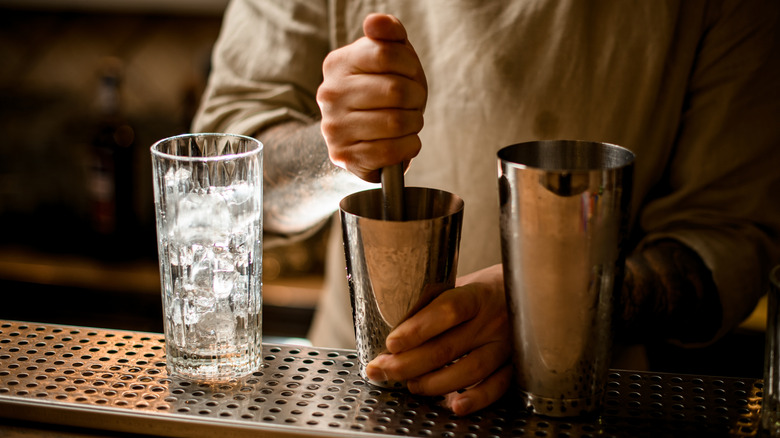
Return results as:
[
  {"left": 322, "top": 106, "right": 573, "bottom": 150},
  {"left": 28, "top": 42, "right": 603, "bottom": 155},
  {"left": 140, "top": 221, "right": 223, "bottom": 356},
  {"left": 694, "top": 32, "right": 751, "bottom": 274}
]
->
[{"left": 0, "top": 8, "right": 222, "bottom": 259}]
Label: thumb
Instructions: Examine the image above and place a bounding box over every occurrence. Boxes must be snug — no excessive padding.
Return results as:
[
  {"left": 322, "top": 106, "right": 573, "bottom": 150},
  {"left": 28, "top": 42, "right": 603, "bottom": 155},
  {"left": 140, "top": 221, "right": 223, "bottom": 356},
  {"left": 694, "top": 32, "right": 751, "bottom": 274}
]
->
[{"left": 363, "top": 13, "right": 407, "bottom": 42}]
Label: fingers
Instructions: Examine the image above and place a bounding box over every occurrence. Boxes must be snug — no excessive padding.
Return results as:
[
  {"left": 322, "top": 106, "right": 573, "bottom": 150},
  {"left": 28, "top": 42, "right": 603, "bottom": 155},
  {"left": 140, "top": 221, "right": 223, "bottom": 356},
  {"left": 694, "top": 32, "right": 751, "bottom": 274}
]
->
[
  {"left": 367, "top": 277, "right": 508, "bottom": 382},
  {"left": 365, "top": 264, "right": 510, "bottom": 415},
  {"left": 385, "top": 285, "right": 481, "bottom": 354},
  {"left": 367, "top": 312, "right": 508, "bottom": 392},
  {"left": 319, "top": 73, "right": 426, "bottom": 111},
  {"left": 318, "top": 66, "right": 425, "bottom": 182},
  {"left": 444, "top": 362, "right": 514, "bottom": 416},
  {"left": 367, "top": 344, "right": 513, "bottom": 417},
  {"left": 322, "top": 108, "right": 423, "bottom": 163},
  {"left": 406, "top": 340, "right": 510, "bottom": 396},
  {"left": 318, "top": 74, "right": 425, "bottom": 143},
  {"left": 366, "top": 326, "right": 471, "bottom": 387}
]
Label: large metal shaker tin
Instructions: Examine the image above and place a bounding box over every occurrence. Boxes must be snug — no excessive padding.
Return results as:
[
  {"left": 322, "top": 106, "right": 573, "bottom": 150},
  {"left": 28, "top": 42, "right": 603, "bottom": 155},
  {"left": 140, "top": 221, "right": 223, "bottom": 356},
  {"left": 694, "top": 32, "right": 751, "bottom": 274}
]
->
[{"left": 498, "top": 140, "right": 634, "bottom": 417}]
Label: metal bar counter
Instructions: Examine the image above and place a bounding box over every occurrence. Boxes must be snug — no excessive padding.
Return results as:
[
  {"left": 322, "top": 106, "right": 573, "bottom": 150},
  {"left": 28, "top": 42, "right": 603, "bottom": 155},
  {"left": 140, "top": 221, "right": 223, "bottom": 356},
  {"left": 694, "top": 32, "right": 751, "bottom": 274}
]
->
[{"left": 0, "top": 320, "right": 763, "bottom": 437}]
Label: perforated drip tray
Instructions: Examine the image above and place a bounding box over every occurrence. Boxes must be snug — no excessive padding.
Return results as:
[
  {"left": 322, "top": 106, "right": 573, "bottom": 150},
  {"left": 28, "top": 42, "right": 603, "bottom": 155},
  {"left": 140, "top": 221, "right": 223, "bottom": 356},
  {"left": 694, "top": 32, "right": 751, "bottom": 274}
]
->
[{"left": 0, "top": 320, "right": 763, "bottom": 438}]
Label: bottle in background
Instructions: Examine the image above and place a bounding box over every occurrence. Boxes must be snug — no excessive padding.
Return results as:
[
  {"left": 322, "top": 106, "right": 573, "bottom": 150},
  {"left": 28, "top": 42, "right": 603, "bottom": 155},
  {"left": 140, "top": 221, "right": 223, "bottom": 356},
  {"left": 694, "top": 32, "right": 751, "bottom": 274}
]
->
[{"left": 85, "top": 56, "right": 136, "bottom": 259}]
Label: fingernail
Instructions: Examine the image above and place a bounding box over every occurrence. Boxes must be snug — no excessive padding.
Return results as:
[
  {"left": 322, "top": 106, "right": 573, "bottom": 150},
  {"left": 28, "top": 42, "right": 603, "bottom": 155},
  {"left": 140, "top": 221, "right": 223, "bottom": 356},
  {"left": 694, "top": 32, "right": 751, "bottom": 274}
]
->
[
  {"left": 406, "top": 379, "right": 420, "bottom": 394},
  {"left": 365, "top": 363, "right": 388, "bottom": 383},
  {"left": 451, "top": 397, "right": 472, "bottom": 416}
]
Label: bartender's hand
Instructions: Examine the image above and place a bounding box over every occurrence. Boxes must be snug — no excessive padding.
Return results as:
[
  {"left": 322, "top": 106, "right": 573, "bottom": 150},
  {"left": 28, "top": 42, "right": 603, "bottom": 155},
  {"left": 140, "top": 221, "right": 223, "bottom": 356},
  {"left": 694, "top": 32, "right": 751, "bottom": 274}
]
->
[
  {"left": 365, "top": 264, "right": 513, "bottom": 416},
  {"left": 317, "top": 13, "right": 427, "bottom": 183},
  {"left": 617, "top": 239, "right": 722, "bottom": 344}
]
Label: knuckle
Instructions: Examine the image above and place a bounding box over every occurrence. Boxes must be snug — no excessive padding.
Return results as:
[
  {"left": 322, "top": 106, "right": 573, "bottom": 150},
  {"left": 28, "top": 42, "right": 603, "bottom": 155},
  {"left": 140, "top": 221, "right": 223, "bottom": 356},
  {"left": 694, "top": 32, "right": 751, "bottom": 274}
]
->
[
  {"left": 413, "top": 113, "right": 424, "bottom": 131},
  {"left": 438, "top": 298, "right": 466, "bottom": 327},
  {"left": 319, "top": 119, "right": 341, "bottom": 142},
  {"left": 457, "top": 352, "right": 498, "bottom": 386},
  {"left": 384, "top": 111, "right": 404, "bottom": 135},
  {"left": 429, "top": 342, "right": 457, "bottom": 368},
  {"left": 372, "top": 139, "right": 397, "bottom": 163},
  {"left": 408, "top": 377, "right": 432, "bottom": 395},
  {"left": 411, "top": 134, "right": 423, "bottom": 155},
  {"left": 482, "top": 313, "right": 509, "bottom": 343},
  {"left": 381, "top": 79, "right": 405, "bottom": 104},
  {"left": 491, "top": 305, "right": 511, "bottom": 334},
  {"left": 372, "top": 43, "right": 397, "bottom": 71},
  {"left": 315, "top": 85, "right": 338, "bottom": 108},
  {"left": 413, "top": 79, "right": 428, "bottom": 100},
  {"left": 363, "top": 169, "right": 382, "bottom": 184},
  {"left": 321, "top": 51, "right": 342, "bottom": 73},
  {"left": 326, "top": 147, "right": 341, "bottom": 164},
  {"left": 326, "top": 142, "right": 351, "bottom": 166},
  {"left": 497, "top": 363, "right": 514, "bottom": 385},
  {"left": 327, "top": 151, "right": 346, "bottom": 170},
  {"left": 348, "top": 162, "right": 377, "bottom": 183}
]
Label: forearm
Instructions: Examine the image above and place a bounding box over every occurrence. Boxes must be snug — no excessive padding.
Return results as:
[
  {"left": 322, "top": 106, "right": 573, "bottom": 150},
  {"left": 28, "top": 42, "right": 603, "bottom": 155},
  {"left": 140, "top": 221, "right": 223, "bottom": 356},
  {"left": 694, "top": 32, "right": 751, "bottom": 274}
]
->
[
  {"left": 616, "top": 239, "right": 723, "bottom": 344},
  {"left": 260, "top": 120, "right": 372, "bottom": 235}
]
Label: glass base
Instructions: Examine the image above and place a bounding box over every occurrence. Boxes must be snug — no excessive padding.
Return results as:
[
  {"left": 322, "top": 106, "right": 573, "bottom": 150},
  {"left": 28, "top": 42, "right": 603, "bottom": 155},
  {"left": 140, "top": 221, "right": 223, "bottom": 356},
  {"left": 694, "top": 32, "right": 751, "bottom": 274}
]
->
[
  {"left": 167, "top": 347, "right": 262, "bottom": 382},
  {"left": 761, "top": 408, "right": 780, "bottom": 437}
]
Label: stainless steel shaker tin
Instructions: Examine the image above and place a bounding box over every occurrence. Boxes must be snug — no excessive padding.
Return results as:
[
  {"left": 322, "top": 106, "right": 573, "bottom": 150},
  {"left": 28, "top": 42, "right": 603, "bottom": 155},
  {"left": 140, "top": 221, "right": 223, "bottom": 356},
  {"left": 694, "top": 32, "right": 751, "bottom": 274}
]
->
[{"left": 498, "top": 140, "right": 635, "bottom": 417}]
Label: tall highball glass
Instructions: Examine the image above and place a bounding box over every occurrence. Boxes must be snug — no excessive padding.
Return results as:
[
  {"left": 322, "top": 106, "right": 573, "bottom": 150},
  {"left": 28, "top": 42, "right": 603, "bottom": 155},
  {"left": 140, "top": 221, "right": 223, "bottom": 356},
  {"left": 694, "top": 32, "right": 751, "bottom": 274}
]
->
[{"left": 151, "top": 133, "right": 263, "bottom": 381}]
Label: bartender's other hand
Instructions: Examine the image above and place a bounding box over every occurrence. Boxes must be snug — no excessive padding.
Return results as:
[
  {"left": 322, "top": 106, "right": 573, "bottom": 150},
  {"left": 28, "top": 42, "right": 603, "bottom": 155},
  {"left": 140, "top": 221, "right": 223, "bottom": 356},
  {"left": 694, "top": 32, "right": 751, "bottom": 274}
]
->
[
  {"left": 365, "top": 264, "right": 513, "bottom": 416},
  {"left": 317, "top": 13, "right": 428, "bottom": 183},
  {"left": 617, "top": 239, "right": 722, "bottom": 344}
]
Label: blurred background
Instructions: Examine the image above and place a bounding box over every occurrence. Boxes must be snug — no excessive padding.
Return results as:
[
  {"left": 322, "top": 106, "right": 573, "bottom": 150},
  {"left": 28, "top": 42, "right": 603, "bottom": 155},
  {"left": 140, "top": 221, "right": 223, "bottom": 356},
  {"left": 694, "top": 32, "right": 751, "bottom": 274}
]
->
[{"left": 0, "top": 0, "right": 326, "bottom": 344}]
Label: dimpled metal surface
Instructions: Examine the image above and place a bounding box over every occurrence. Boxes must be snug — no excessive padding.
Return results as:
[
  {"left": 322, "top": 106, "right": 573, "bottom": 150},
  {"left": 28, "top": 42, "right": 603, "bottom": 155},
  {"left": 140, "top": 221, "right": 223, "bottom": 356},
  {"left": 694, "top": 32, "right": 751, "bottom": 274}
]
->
[{"left": 0, "top": 320, "right": 763, "bottom": 437}]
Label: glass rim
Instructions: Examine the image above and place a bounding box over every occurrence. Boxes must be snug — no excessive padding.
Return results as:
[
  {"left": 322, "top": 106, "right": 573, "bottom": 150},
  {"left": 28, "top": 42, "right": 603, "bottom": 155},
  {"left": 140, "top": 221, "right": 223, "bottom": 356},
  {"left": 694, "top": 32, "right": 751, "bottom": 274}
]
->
[
  {"left": 339, "top": 187, "right": 464, "bottom": 222},
  {"left": 497, "top": 139, "right": 635, "bottom": 171},
  {"left": 150, "top": 132, "right": 263, "bottom": 162}
]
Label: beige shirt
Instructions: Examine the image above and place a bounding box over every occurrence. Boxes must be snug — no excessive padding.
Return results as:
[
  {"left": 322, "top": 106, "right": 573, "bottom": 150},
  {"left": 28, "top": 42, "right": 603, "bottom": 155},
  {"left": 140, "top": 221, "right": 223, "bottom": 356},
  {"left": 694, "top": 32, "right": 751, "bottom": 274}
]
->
[{"left": 194, "top": 0, "right": 780, "bottom": 349}]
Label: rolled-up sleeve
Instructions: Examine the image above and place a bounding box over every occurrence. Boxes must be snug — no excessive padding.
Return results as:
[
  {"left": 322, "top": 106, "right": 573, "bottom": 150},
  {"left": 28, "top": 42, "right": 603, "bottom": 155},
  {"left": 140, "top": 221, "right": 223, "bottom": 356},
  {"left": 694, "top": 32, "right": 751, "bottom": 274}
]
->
[{"left": 192, "top": 0, "right": 330, "bottom": 136}]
